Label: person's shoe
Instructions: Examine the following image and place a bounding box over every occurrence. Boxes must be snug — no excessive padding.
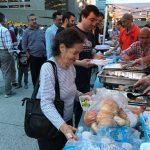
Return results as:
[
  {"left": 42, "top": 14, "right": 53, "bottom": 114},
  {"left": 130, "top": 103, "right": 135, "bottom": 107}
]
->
[
  {"left": 4, "top": 91, "right": 16, "bottom": 98},
  {"left": 12, "top": 83, "right": 18, "bottom": 87},
  {"left": 24, "top": 84, "right": 28, "bottom": 89},
  {"left": 15, "top": 85, "right": 22, "bottom": 89}
]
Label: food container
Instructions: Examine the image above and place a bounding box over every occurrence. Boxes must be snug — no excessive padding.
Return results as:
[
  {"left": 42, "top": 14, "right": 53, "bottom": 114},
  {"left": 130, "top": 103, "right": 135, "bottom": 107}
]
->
[
  {"left": 79, "top": 95, "right": 92, "bottom": 111},
  {"left": 140, "top": 143, "right": 150, "bottom": 150},
  {"left": 98, "top": 70, "right": 146, "bottom": 85}
]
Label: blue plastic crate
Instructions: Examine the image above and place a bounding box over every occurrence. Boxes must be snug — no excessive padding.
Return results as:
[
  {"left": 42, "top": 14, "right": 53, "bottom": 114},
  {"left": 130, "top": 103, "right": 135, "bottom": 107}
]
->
[{"left": 139, "top": 114, "right": 150, "bottom": 142}]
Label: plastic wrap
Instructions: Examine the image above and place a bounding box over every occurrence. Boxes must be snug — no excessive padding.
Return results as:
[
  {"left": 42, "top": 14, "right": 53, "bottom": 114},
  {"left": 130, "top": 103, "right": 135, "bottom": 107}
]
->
[{"left": 84, "top": 88, "right": 138, "bottom": 131}]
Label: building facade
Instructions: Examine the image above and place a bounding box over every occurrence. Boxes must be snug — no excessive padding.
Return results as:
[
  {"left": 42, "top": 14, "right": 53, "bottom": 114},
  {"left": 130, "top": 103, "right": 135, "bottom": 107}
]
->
[{"left": 0, "top": 0, "right": 68, "bottom": 25}]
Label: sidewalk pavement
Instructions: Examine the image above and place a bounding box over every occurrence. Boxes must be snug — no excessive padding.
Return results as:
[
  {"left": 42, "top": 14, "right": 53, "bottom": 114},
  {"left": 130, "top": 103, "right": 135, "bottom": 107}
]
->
[{"left": 0, "top": 71, "right": 38, "bottom": 150}]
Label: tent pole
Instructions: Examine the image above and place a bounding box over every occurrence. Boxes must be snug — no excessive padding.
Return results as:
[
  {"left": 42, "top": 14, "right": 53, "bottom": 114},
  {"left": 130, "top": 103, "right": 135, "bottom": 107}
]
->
[{"left": 103, "top": 5, "right": 108, "bottom": 44}]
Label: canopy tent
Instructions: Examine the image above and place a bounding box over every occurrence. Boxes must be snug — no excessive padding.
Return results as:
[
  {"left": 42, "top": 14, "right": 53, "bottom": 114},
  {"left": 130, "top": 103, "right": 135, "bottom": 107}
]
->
[{"left": 102, "top": 0, "right": 150, "bottom": 44}]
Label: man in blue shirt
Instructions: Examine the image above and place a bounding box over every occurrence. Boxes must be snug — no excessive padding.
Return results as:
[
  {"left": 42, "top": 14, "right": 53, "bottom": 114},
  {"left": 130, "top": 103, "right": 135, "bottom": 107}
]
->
[
  {"left": 45, "top": 12, "right": 62, "bottom": 59},
  {"left": 22, "top": 14, "right": 46, "bottom": 87}
]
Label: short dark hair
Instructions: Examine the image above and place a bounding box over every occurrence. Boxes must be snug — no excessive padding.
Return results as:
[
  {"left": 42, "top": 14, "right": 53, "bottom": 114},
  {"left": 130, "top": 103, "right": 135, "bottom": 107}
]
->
[
  {"left": 0, "top": 12, "right": 5, "bottom": 22},
  {"left": 52, "top": 28, "right": 84, "bottom": 56},
  {"left": 27, "top": 13, "right": 36, "bottom": 21},
  {"left": 80, "top": 5, "right": 100, "bottom": 19},
  {"left": 99, "top": 11, "right": 104, "bottom": 19},
  {"left": 117, "top": 20, "right": 123, "bottom": 26},
  {"left": 62, "top": 11, "right": 75, "bottom": 23},
  {"left": 52, "top": 11, "right": 62, "bottom": 20}
]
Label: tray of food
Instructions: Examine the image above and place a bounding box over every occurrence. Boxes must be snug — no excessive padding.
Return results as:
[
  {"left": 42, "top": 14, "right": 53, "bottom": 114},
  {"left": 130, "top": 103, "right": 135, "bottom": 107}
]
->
[
  {"left": 121, "top": 92, "right": 147, "bottom": 105},
  {"left": 79, "top": 95, "right": 92, "bottom": 111},
  {"left": 98, "top": 70, "right": 146, "bottom": 85}
]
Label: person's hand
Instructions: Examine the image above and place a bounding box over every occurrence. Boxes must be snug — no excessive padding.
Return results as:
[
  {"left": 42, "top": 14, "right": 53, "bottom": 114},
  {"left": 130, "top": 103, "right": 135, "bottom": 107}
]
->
[
  {"left": 82, "top": 91, "right": 93, "bottom": 96},
  {"left": 60, "top": 123, "right": 77, "bottom": 140},
  {"left": 120, "top": 55, "right": 130, "bottom": 63},
  {"left": 143, "top": 86, "right": 150, "bottom": 94},
  {"left": 134, "top": 75, "right": 150, "bottom": 93},
  {"left": 132, "top": 58, "right": 143, "bottom": 66},
  {"left": 94, "top": 54, "right": 105, "bottom": 60},
  {"left": 84, "top": 110, "right": 97, "bottom": 126},
  {"left": 76, "top": 59, "right": 94, "bottom": 68}
]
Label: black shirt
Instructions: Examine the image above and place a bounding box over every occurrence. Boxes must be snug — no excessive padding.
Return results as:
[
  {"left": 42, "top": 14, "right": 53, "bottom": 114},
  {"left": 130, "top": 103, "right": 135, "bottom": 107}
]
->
[{"left": 74, "top": 26, "right": 95, "bottom": 93}]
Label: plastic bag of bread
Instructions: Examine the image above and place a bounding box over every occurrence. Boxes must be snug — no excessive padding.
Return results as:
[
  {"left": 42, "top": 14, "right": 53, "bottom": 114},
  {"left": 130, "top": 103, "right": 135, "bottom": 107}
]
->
[{"left": 84, "top": 88, "right": 138, "bottom": 132}]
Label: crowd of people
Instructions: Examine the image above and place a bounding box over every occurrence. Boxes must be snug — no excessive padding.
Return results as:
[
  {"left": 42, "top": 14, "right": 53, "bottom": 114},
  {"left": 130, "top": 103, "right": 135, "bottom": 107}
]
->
[{"left": 0, "top": 3, "right": 150, "bottom": 150}]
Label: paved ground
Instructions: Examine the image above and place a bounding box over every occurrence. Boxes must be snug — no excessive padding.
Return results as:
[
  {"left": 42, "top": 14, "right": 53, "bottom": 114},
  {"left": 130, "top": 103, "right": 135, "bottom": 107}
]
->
[{"left": 0, "top": 69, "right": 39, "bottom": 150}]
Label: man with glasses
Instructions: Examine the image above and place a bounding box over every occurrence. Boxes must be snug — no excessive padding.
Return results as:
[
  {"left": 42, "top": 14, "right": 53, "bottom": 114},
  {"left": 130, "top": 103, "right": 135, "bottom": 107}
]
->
[
  {"left": 45, "top": 11, "right": 62, "bottom": 59},
  {"left": 112, "top": 13, "right": 140, "bottom": 53},
  {"left": 120, "top": 27, "right": 150, "bottom": 62},
  {"left": 119, "top": 13, "right": 140, "bottom": 51},
  {"left": 22, "top": 14, "right": 46, "bottom": 87}
]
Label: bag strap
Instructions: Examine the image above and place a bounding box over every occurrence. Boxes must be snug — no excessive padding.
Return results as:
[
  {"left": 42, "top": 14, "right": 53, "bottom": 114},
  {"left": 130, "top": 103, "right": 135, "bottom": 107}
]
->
[{"left": 31, "top": 60, "right": 60, "bottom": 101}]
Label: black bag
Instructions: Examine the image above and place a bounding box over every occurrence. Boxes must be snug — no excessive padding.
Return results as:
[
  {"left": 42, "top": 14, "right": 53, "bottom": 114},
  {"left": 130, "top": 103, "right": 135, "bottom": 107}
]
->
[{"left": 22, "top": 60, "right": 64, "bottom": 139}]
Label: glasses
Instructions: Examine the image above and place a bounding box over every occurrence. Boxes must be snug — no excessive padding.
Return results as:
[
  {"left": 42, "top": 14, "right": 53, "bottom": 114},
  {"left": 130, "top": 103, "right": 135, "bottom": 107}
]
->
[{"left": 29, "top": 18, "right": 37, "bottom": 21}]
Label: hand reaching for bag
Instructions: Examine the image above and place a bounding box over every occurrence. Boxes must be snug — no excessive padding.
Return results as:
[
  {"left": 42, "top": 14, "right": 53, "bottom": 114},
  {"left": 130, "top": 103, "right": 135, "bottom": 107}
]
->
[{"left": 60, "top": 123, "right": 77, "bottom": 140}]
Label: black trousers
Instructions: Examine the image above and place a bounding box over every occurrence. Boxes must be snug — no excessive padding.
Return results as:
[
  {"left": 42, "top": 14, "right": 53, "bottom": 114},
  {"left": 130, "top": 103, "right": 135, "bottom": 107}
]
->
[
  {"left": 37, "top": 120, "right": 72, "bottom": 150},
  {"left": 29, "top": 55, "right": 47, "bottom": 87}
]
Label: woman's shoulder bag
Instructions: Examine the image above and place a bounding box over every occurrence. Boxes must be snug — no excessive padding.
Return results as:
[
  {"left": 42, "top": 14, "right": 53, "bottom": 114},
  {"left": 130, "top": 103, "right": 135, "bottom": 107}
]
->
[{"left": 22, "top": 60, "right": 64, "bottom": 139}]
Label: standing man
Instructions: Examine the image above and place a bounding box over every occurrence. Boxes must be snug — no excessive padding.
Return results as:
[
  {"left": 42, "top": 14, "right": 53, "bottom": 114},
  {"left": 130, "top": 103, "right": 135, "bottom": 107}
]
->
[
  {"left": 22, "top": 14, "right": 46, "bottom": 87},
  {"left": 57, "top": 11, "right": 75, "bottom": 34},
  {"left": 73, "top": 5, "right": 100, "bottom": 127},
  {"left": 120, "top": 27, "right": 150, "bottom": 62},
  {"left": 45, "top": 11, "right": 62, "bottom": 59},
  {"left": 119, "top": 13, "right": 140, "bottom": 51},
  {"left": 112, "top": 13, "right": 140, "bottom": 52},
  {"left": 0, "top": 12, "right": 15, "bottom": 98}
]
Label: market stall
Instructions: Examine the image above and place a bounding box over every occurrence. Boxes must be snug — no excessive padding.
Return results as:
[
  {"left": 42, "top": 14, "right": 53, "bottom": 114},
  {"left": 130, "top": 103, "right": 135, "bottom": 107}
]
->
[
  {"left": 102, "top": 0, "right": 150, "bottom": 44},
  {"left": 63, "top": 88, "right": 150, "bottom": 150}
]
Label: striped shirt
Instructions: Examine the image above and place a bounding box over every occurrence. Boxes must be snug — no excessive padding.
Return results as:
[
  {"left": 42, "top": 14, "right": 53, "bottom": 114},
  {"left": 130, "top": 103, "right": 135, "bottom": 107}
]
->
[
  {"left": 120, "top": 41, "right": 150, "bottom": 60},
  {"left": 0, "top": 24, "right": 12, "bottom": 50},
  {"left": 37, "top": 57, "right": 81, "bottom": 129}
]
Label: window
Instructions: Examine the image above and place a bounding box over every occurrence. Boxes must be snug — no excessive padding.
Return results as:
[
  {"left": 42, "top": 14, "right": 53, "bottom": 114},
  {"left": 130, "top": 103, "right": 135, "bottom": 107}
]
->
[
  {"left": 8, "top": 0, "right": 19, "bottom": 2},
  {"left": 0, "top": 0, "right": 7, "bottom": 2},
  {"left": 9, "top": 4, "right": 19, "bottom": 8},
  {"left": 0, "top": 5, "right": 7, "bottom": 7},
  {"left": 45, "top": 0, "right": 67, "bottom": 11},
  {"left": 20, "top": 4, "right": 30, "bottom": 8}
]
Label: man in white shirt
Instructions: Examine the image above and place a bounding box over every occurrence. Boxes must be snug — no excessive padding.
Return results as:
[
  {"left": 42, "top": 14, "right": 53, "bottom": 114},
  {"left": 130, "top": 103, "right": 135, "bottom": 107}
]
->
[
  {"left": 0, "top": 12, "right": 15, "bottom": 98},
  {"left": 45, "top": 11, "right": 62, "bottom": 59}
]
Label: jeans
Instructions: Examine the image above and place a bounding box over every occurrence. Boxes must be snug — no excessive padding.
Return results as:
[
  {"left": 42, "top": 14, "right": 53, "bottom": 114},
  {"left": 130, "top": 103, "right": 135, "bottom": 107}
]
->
[
  {"left": 0, "top": 50, "right": 13, "bottom": 94},
  {"left": 18, "top": 66, "right": 28, "bottom": 86}
]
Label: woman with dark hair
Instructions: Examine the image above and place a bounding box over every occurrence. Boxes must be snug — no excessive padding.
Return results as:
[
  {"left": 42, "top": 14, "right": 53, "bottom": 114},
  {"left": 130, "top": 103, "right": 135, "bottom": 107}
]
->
[{"left": 36, "top": 28, "right": 84, "bottom": 150}]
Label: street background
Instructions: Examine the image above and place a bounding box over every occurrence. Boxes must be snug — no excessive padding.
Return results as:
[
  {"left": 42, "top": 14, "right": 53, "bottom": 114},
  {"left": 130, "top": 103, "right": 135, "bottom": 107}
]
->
[{"left": 0, "top": 69, "right": 38, "bottom": 150}]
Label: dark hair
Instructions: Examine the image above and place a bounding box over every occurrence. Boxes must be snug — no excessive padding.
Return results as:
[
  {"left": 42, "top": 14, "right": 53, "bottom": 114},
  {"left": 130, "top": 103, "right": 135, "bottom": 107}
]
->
[
  {"left": 0, "top": 12, "right": 5, "bottom": 22},
  {"left": 27, "top": 13, "right": 36, "bottom": 21},
  {"left": 62, "top": 11, "right": 75, "bottom": 23},
  {"left": 99, "top": 11, "right": 104, "bottom": 19},
  {"left": 80, "top": 5, "right": 99, "bottom": 19},
  {"left": 52, "top": 28, "right": 84, "bottom": 56},
  {"left": 52, "top": 11, "right": 62, "bottom": 20},
  {"left": 117, "top": 20, "right": 123, "bottom": 26}
]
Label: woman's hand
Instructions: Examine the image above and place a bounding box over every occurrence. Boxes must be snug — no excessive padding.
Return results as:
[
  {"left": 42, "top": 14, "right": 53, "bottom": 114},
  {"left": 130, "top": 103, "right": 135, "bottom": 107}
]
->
[{"left": 60, "top": 123, "right": 77, "bottom": 140}]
